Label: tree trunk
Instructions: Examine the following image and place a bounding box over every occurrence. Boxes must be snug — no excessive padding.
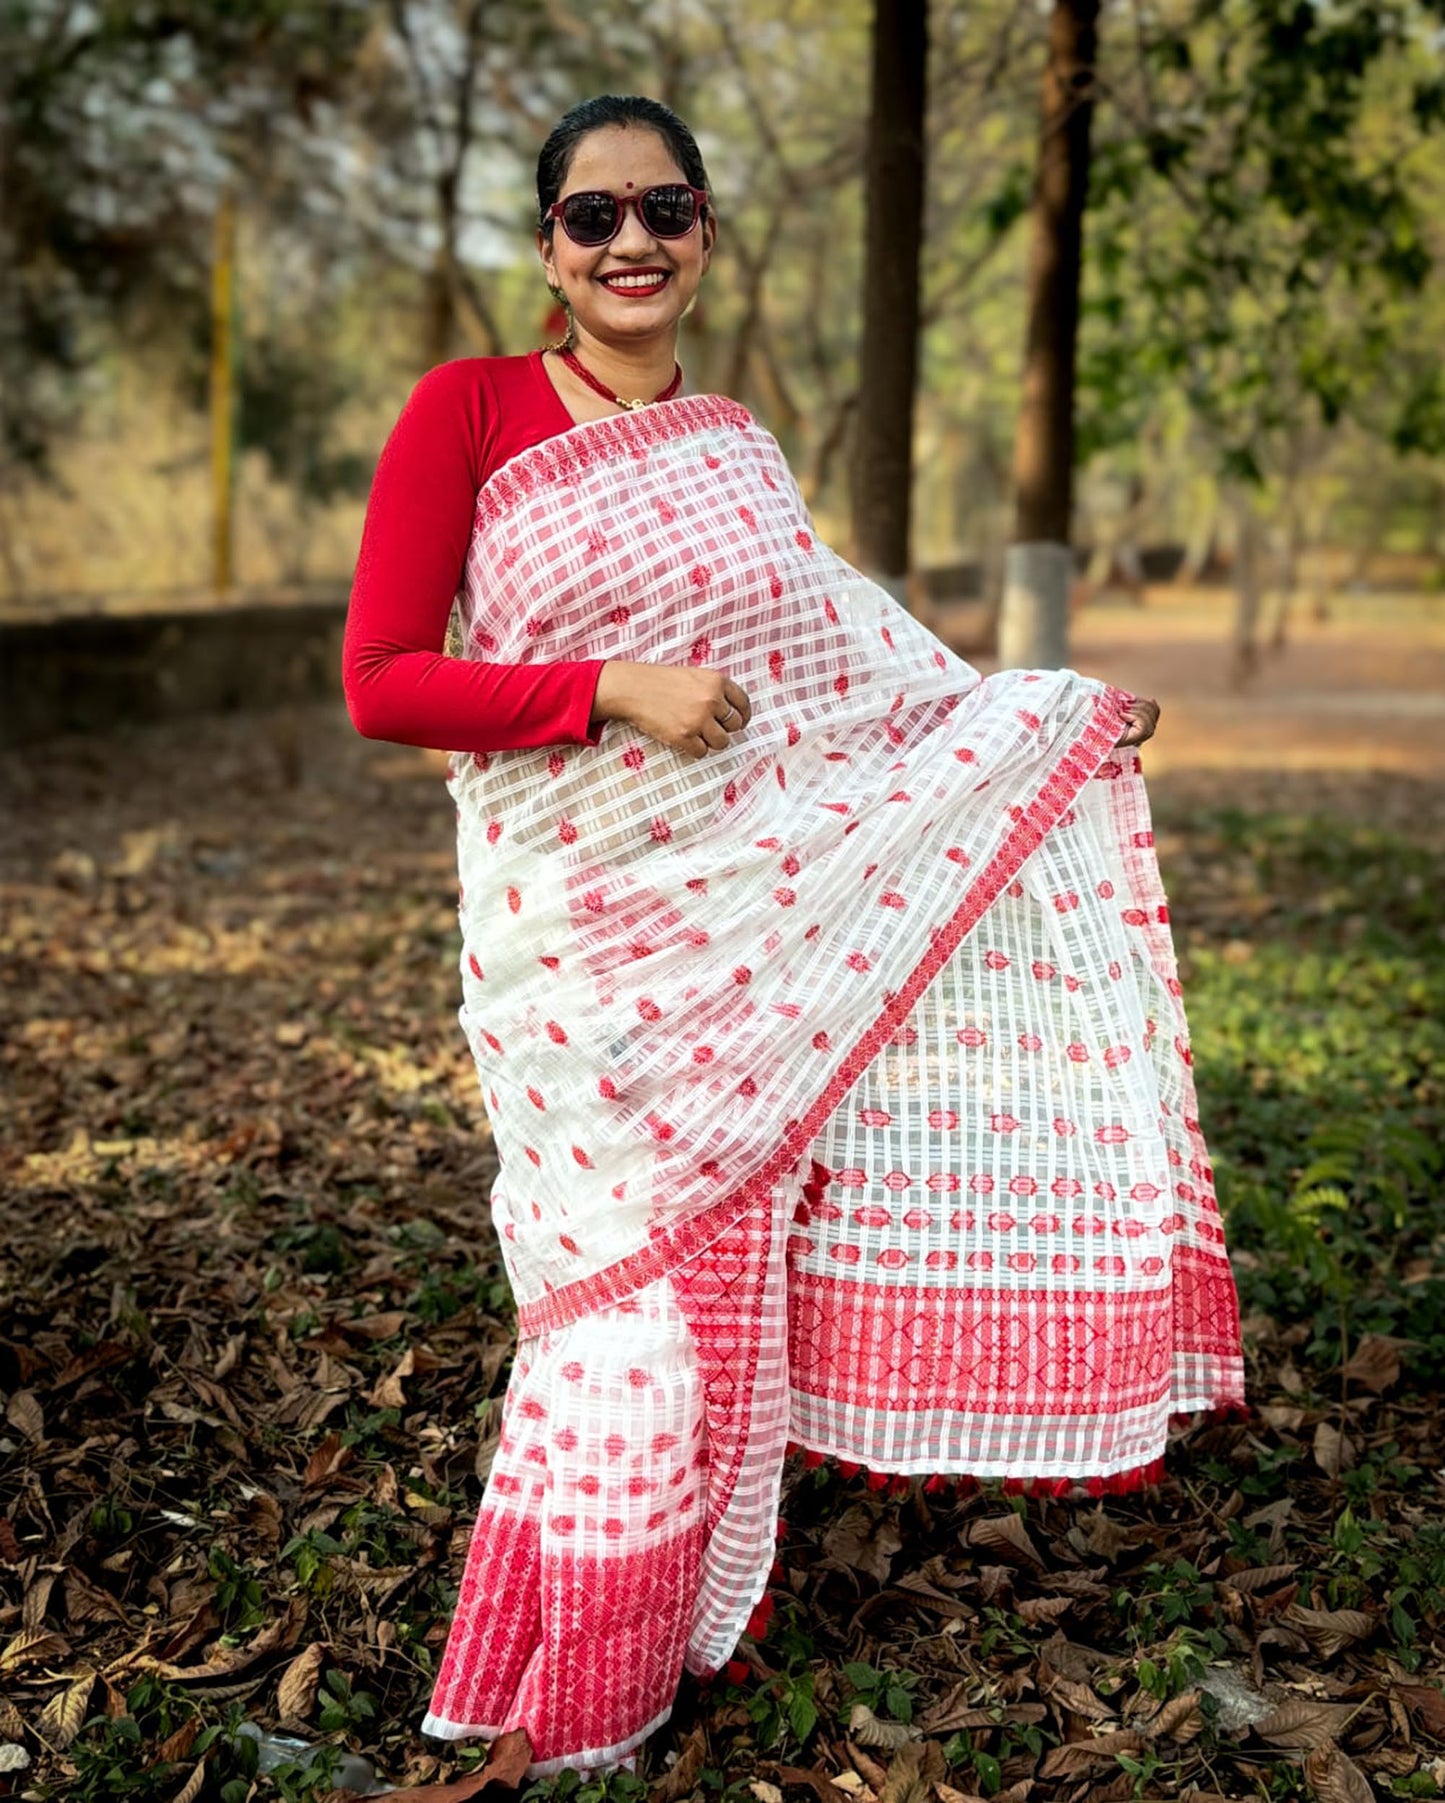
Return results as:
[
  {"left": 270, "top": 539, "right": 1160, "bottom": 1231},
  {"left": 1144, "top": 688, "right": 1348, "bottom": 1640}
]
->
[
  {"left": 1229, "top": 488, "right": 1263, "bottom": 687},
  {"left": 210, "top": 186, "right": 237, "bottom": 595},
  {"left": 998, "top": 0, "right": 1100, "bottom": 668},
  {"left": 849, "top": 0, "right": 929, "bottom": 605}
]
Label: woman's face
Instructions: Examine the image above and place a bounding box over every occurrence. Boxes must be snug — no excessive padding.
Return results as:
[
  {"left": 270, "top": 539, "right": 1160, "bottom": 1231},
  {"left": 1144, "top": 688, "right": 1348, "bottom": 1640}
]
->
[{"left": 538, "top": 124, "right": 714, "bottom": 350}]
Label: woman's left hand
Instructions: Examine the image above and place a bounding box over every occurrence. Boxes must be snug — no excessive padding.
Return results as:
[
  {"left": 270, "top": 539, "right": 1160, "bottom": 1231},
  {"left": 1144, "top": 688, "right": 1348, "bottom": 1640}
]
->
[{"left": 1114, "top": 696, "right": 1160, "bottom": 748}]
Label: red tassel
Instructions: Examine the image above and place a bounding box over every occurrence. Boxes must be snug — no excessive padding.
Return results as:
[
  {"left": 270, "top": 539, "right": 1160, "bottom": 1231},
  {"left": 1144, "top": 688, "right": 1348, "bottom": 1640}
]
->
[
  {"left": 837, "top": 1460, "right": 861, "bottom": 1480},
  {"left": 726, "top": 1659, "right": 750, "bottom": 1686},
  {"left": 802, "top": 1449, "right": 826, "bottom": 1470},
  {"left": 746, "top": 1593, "right": 776, "bottom": 1639},
  {"left": 923, "top": 1474, "right": 950, "bottom": 1495},
  {"left": 865, "top": 1468, "right": 890, "bottom": 1491},
  {"left": 769, "top": 1559, "right": 786, "bottom": 1584},
  {"left": 785, "top": 1439, "right": 801, "bottom": 1458},
  {"left": 889, "top": 1475, "right": 911, "bottom": 1497}
]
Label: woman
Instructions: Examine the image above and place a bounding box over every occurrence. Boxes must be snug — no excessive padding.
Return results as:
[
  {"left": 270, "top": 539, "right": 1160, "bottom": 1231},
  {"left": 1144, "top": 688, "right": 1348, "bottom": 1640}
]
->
[{"left": 343, "top": 94, "right": 1244, "bottom": 1779}]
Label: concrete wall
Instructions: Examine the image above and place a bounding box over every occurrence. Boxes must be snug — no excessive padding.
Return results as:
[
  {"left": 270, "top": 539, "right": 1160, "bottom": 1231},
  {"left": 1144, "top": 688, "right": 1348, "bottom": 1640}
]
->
[{"left": 1, "top": 599, "right": 348, "bottom": 747}]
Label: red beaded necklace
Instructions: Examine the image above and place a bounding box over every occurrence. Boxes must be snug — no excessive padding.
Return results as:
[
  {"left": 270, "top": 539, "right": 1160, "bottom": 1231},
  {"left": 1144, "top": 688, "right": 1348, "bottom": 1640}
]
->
[{"left": 559, "top": 347, "right": 683, "bottom": 412}]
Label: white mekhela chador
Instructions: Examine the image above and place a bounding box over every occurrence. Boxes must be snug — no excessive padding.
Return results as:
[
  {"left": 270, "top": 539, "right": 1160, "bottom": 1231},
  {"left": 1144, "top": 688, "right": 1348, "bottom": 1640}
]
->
[{"left": 420, "top": 396, "right": 1244, "bottom": 1772}]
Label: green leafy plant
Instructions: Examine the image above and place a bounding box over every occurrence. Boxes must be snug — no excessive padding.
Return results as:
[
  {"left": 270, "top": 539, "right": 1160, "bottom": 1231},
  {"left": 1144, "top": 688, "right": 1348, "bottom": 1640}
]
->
[
  {"left": 838, "top": 1660, "right": 919, "bottom": 1724},
  {"left": 208, "top": 1548, "right": 266, "bottom": 1632},
  {"left": 316, "top": 1667, "right": 377, "bottom": 1734}
]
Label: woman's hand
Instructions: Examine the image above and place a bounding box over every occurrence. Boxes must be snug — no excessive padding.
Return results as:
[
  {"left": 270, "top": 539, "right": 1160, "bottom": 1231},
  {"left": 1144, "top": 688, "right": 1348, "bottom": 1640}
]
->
[
  {"left": 592, "top": 661, "right": 754, "bottom": 759},
  {"left": 1114, "top": 696, "right": 1160, "bottom": 748}
]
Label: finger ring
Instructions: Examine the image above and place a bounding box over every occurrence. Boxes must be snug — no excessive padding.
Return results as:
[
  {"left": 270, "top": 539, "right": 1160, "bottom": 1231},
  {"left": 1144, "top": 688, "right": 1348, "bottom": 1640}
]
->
[{"left": 720, "top": 705, "right": 738, "bottom": 725}]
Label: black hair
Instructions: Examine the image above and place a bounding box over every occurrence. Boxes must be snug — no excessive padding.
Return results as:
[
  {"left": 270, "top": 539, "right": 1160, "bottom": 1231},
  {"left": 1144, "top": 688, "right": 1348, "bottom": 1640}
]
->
[{"left": 537, "top": 95, "right": 711, "bottom": 234}]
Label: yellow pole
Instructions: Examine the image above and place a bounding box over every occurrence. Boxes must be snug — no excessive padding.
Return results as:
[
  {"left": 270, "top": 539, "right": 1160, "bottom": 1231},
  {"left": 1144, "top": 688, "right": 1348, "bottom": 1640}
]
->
[{"left": 210, "top": 188, "right": 236, "bottom": 594}]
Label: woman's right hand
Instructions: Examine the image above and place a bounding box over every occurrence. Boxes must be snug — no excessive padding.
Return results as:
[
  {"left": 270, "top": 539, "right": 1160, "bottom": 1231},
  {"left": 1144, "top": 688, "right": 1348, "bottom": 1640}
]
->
[{"left": 591, "top": 661, "right": 753, "bottom": 759}]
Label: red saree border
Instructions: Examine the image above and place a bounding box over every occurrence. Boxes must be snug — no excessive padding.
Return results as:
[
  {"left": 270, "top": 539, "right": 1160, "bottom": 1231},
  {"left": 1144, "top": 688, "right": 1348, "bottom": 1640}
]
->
[
  {"left": 474, "top": 394, "right": 755, "bottom": 532},
  {"left": 785, "top": 1242, "right": 1242, "bottom": 1416},
  {"left": 516, "top": 682, "right": 1136, "bottom": 1339}
]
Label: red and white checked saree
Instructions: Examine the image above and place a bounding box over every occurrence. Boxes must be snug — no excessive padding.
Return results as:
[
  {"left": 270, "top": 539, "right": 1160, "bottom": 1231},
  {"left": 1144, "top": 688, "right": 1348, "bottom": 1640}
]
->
[{"left": 422, "top": 396, "right": 1244, "bottom": 1773}]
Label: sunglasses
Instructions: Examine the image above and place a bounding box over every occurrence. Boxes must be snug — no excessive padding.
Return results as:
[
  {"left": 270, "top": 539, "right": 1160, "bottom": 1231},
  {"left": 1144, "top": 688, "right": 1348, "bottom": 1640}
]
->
[{"left": 547, "top": 183, "right": 709, "bottom": 248}]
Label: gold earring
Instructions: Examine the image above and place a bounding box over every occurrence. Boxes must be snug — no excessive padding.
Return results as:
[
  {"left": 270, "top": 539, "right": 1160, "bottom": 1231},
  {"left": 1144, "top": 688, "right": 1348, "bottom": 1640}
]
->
[{"left": 542, "top": 286, "right": 575, "bottom": 353}]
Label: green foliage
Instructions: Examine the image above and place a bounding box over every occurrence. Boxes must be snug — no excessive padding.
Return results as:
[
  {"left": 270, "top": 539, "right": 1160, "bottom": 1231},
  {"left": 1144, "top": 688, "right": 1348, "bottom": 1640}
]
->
[
  {"left": 65, "top": 1685, "right": 257, "bottom": 1802},
  {"left": 522, "top": 1766, "right": 649, "bottom": 1803},
  {"left": 1171, "top": 806, "right": 1445, "bottom": 1378},
  {"left": 1083, "top": 0, "right": 1445, "bottom": 472},
  {"left": 283, "top": 1525, "right": 347, "bottom": 1596},
  {"left": 838, "top": 1659, "right": 920, "bottom": 1723},
  {"left": 316, "top": 1667, "right": 377, "bottom": 1735},
  {"left": 208, "top": 1547, "right": 266, "bottom": 1633},
  {"left": 731, "top": 1605, "right": 823, "bottom": 1751}
]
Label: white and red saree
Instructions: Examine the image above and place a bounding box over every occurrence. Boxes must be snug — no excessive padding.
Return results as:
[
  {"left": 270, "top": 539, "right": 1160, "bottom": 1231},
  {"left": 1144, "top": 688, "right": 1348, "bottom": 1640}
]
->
[{"left": 421, "top": 396, "right": 1244, "bottom": 1773}]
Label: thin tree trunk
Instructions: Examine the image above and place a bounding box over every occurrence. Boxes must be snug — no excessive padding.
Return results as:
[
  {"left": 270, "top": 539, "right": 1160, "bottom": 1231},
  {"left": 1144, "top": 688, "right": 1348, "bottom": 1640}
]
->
[
  {"left": 850, "top": 0, "right": 929, "bottom": 604},
  {"left": 998, "top": 0, "right": 1100, "bottom": 668},
  {"left": 210, "top": 186, "right": 237, "bottom": 594},
  {"left": 1229, "top": 488, "right": 1263, "bottom": 687},
  {"left": 1179, "top": 485, "right": 1219, "bottom": 585},
  {"left": 1267, "top": 504, "right": 1303, "bottom": 652}
]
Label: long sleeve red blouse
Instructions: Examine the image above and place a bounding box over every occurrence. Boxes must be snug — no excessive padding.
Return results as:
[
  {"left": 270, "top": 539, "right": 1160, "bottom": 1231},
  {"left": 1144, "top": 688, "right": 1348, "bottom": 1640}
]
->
[{"left": 343, "top": 352, "right": 606, "bottom": 753}]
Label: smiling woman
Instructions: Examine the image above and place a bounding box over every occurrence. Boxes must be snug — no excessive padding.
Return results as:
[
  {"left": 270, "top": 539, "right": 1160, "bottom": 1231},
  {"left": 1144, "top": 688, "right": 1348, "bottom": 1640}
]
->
[{"left": 341, "top": 93, "right": 1240, "bottom": 1782}]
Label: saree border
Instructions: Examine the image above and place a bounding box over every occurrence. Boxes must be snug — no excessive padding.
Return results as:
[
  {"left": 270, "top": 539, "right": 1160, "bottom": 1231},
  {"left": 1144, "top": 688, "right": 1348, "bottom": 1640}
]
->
[
  {"left": 474, "top": 393, "right": 755, "bottom": 531},
  {"left": 516, "top": 683, "right": 1137, "bottom": 1340}
]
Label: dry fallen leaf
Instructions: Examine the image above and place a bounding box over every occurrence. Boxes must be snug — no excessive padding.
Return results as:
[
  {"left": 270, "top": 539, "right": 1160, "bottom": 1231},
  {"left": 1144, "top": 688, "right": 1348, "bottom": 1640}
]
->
[
  {"left": 1339, "top": 1333, "right": 1405, "bottom": 1394},
  {"left": 965, "top": 1513, "right": 1045, "bottom": 1571},
  {"left": 303, "top": 1431, "right": 354, "bottom": 1489},
  {"left": 850, "top": 1703, "right": 923, "bottom": 1748},
  {"left": 1396, "top": 1683, "right": 1445, "bottom": 1739},
  {"left": 847, "top": 1740, "right": 892, "bottom": 1791},
  {"left": 1303, "top": 1743, "right": 1375, "bottom": 1803},
  {"left": 0, "top": 1628, "right": 71, "bottom": 1673},
  {"left": 1283, "top": 1604, "right": 1374, "bottom": 1660},
  {"left": 335, "top": 1728, "right": 532, "bottom": 1801},
  {"left": 276, "top": 1641, "right": 326, "bottom": 1723},
  {"left": 774, "top": 1767, "right": 841, "bottom": 1803},
  {"left": 876, "top": 1739, "right": 943, "bottom": 1803},
  {"left": 1016, "top": 1595, "right": 1072, "bottom": 1627},
  {"left": 1253, "top": 1699, "right": 1362, "bottom": 1749},
  {"left": 1037, "top": 1730, "right": 1144, "bottom": 1777},
  {"left": 35, "top": 1671, "right": 95, "bottom": 1749},
  {"left": 168, "top": 1760, "right": 209, "bottom": 1803},
  {"left": 1035, "top": 1662, "right": 1116, "bottom": 1725},
  {"left": 6, "top": 1390, "right": 44, "bottom": 1442},
  {"left": 1221, "top": 1563, "right": 1299, "bottom": 1593},
  {"left": 1068, "top": 1507, "right": 1137, "bottom": 1562},
  {"left": 823, "top": 1505, "right": 904, "bottom": 1584},
  {"left": 1312, "top": 1421, "right": 1354, "bottom": 1477},
  {"left": 1145, "top": 1687, "right": 1203, "bottom": 1743}
]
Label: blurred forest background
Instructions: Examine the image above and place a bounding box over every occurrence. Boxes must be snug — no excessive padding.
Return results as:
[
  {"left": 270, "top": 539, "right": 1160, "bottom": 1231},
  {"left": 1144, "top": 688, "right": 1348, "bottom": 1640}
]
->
[{"left": 4, "top": 0, "right": 1445, "bottom": 656}]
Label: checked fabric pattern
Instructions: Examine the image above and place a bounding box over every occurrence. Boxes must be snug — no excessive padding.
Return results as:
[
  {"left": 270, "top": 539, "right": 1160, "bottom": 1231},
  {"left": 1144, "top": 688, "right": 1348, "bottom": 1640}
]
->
[{"left": 423, "top": 397, "right": 1245, "bottom": 1773}]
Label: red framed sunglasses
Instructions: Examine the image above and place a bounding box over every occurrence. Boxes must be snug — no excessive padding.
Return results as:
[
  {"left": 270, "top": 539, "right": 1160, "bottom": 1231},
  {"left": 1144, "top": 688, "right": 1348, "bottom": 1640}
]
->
[{"left": 547, "top": 183, "right": 709, "bottom": 248}]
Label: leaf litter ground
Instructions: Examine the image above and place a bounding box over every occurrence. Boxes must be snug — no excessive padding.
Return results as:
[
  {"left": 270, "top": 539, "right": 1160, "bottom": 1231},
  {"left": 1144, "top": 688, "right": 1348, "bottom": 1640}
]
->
[{"left": 1, "top": 702, "right": 1442, "bottom": 1803}]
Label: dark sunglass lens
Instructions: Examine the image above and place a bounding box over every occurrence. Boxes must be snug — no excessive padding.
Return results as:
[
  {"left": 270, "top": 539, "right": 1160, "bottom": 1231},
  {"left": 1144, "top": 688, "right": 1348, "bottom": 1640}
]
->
[
  {"left": 561, "top": 193, "right": 620, "bottom": 244},
  {"left": 641, "top": 186, "right": 698, "bottom": 236}
]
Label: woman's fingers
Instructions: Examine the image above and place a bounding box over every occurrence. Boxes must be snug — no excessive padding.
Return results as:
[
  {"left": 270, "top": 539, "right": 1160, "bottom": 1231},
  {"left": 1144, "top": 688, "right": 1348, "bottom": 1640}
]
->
[
  {"left": 722, "top": 679, "right": 752, "bottom": 728},
  {"left": 1114, "top": 697, "right": 1161, "bottom": 747},
  {"left": 698, "top": 715, "right": 731, "bottom": 752}
]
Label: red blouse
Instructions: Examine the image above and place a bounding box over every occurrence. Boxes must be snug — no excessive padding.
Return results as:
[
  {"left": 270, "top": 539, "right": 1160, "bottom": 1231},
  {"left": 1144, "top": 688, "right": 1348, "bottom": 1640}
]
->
[{"left": 343, "top": 351, "right": 607, "bottom": 753}]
